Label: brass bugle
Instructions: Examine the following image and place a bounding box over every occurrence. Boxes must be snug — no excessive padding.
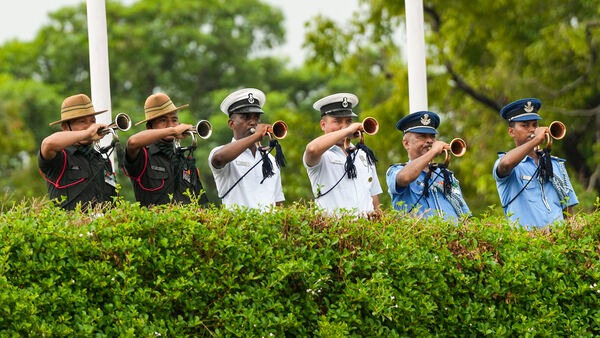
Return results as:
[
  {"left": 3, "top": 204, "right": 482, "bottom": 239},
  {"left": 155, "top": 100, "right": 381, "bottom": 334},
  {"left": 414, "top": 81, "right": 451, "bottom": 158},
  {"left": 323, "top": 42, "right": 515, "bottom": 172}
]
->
[
  {"left": 361, "top": 117, "right": 379, "bottom": 135},
  {"left": 174, "top": 120, "right": 212, "bottom": 152},
  {"left": 267, "top": 120, "right": 288, "bottom": 139},
  {"left": 442, "top": 138, "right": 467, "bottom": 166},
  {"left": 538, "top": 121, "right": 566, "bottom": 150},
  {"left": 190, "top": 120, "right": 213, "bottom": 139},
  {"left": 98, "top": 112, "right": 132, "bottom": 136},
  {"left": 250, "top": 120, "right": 288, "bottom": 140}
]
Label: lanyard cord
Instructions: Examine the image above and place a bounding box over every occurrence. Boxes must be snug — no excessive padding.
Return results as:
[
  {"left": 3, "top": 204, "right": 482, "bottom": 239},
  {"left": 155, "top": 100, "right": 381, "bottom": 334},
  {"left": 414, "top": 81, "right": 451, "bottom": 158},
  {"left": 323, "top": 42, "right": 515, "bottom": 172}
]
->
[
  {"left": 407, "top": 166, "right": 443, "bottom": 213},
  {"left": 217, "top": 146, "right": 273, "bottom": 200},
  {"left": 501, "top": 164, "right": 540, "bottom": 209},
  {"left": 313, "top": 150, "right": 358, "bottom": 199}
]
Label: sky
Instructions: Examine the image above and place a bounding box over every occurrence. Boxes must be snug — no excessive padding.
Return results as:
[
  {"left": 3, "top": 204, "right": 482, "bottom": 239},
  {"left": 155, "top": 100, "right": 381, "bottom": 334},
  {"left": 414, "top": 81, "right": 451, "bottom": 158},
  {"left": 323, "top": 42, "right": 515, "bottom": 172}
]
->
[{"left": 0, "top": 0, "right": 360, "bottom": 66}]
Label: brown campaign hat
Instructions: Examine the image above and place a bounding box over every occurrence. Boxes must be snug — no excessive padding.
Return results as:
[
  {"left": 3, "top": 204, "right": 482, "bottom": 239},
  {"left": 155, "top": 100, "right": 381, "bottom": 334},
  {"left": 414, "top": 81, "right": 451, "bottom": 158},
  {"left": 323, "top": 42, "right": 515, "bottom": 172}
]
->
[
  {"left": 49, "top": 94, "right": 107, "bottom": 126},
  {"left": 135, "top": 93, "right": 189, "bottom": 126}
]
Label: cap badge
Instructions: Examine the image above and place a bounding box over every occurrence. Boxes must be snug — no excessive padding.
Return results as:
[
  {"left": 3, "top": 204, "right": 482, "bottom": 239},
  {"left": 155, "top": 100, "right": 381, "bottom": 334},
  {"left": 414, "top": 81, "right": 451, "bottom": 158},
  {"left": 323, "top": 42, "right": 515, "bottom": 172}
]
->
[
  {"left": 342, "top": 97, "right": 349, "bottom": 108},
  {"left": 247, "top": 93, "right": 255, "bottom": 104},
  {"left": 421, "top": 114, "right": 431, "bottom": 126},
  {"left": 524, "top": 101, "right": 534, "bottom": 113}
]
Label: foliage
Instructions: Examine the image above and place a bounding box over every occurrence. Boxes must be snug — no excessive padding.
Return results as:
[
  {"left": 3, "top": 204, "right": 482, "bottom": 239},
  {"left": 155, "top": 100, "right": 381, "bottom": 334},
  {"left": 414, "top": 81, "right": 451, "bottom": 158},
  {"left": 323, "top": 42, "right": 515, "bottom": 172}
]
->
[{"left": 1, "top": 200, "right": 600, "bottom": 336}]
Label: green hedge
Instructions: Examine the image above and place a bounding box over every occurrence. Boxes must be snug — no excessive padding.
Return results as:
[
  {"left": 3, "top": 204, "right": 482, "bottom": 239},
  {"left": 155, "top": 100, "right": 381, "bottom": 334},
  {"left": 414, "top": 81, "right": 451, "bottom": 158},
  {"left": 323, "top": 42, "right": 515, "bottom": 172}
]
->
[{"left": 1, "top": 199, "right": 600, "bottom": 337}]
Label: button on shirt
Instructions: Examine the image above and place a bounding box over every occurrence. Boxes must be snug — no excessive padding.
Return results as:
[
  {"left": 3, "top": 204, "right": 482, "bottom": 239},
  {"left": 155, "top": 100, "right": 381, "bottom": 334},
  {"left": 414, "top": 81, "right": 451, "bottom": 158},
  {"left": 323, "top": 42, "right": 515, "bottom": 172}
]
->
[
  {"left": 209, "top": 140, "right": 285, "bottom": 211},
  {"left": 386, "top": 163, "right": 470, "bottom": 220},
  {"left": 493, "top": 153, "right": 578, "bottom": 228},
  {"left": 304, "top": 145, "right": 382, "bottom": 216}
]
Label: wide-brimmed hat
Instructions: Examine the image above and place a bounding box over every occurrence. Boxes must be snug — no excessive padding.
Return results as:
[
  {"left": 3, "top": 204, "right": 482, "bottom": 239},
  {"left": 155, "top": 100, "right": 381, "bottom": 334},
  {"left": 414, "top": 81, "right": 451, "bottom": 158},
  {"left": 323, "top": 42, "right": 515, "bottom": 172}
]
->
[
  {"left": 49, "top": 94, "right": 107, "bottom": 126},
  {"left": 135, "top": 93, "right": 189, "bottom": 126}
]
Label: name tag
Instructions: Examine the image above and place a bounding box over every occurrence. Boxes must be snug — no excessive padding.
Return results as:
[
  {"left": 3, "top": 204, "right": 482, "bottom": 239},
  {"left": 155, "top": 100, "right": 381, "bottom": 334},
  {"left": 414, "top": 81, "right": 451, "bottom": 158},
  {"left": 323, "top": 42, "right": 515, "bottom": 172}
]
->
[
  {"left": 235, "top": 160, "right": 251, "bottom": 167},
  {"left": 329, "top": 159, "right": 344, "bottom": 165},
  {"left": 521, "top": 175, "right": 532, "bottom": 180},
  {"left": 71, "top": 165, "right": 80, "bottom": 170},
  {"left": 151, "top": 165, "right": 166, "bottom": 172}
]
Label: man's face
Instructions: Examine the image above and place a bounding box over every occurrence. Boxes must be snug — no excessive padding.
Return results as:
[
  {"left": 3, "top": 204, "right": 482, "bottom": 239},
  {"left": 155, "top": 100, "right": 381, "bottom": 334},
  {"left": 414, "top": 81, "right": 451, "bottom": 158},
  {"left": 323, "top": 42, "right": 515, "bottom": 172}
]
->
[
  {"left": 64, "top": 115, "right": 96, "bottom": 131},
  {"left": 63, "top": 115, "right": 96, "bottom": 145},
  {"left": 509, "top": 120, "right": 538, "bottom": 146},
  {"left": 320, "top": 115, "right": 354, "bottom": 146},
  {"left": 150, "top": 111, "right": 179, "bottom": 141},
  {"left": 229, "top": 113, "right": 260, "bottom": 139},
  {"left": 403, "top": 132, "right": 435, "bottom": 160}
]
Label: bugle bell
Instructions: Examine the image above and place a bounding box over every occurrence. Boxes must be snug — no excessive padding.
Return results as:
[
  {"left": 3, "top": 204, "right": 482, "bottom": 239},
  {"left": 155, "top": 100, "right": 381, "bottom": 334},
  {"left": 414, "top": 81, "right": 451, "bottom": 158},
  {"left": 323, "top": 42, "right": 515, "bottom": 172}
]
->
[
  {"left": 361, "top": 117, "right": 379, "bottom": 135},
  {"left": 190, "top": 120, "right": 213, "bottom": 139},
  {"left": 251, "top": 120, "right": 288, "bottom": 145},
  {"left": 531, "top": 121, "right": 566, "bottom": 150},
  {"left": 98, "top": 112, "right": 132, "bottom": 136},
  {"left": 346, "top": 117, "right": 379, "bottom": 150},
  {"left": 441, "top": 138, "right": 467, "bottom": 166},
  {"left": 173, "top": 120, "right": 213, "bottom": 153}
]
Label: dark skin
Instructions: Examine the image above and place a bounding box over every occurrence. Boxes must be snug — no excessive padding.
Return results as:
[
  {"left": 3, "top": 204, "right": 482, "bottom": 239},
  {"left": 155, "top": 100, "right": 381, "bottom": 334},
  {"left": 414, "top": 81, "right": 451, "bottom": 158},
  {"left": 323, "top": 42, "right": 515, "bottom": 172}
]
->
[
  {"left": 393, "top": 132, "right": 451, "bottom": 188},
  {"left": 496, "top": 120, "right": 573, "bottom": 218},
  {"left": 40, "top": 115, "right": 107, "bottom": 160},
  {"left": 210, "top": 112, "right": 281, "bottom": 206}
]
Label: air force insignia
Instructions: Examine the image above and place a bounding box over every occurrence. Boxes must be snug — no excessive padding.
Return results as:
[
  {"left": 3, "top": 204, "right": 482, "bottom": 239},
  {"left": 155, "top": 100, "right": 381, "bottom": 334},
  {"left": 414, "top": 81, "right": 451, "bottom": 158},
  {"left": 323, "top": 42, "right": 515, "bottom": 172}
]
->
[
  {"left": 524, "top": 101, "right": 534, "bottom": 113},
  {"left": 247, "top": 93, "right": 255, "bottom": 104},
  {"left": 421, "top": 113, "right": 431, "bottom": 126}
]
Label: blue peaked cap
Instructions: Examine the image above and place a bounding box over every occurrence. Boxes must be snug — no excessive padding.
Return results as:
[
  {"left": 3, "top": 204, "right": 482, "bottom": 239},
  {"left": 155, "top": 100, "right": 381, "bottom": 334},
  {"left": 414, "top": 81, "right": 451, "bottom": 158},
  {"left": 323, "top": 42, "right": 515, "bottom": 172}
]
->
[{"left": 395, "top": 111, "right": 440, "bottom": 134}]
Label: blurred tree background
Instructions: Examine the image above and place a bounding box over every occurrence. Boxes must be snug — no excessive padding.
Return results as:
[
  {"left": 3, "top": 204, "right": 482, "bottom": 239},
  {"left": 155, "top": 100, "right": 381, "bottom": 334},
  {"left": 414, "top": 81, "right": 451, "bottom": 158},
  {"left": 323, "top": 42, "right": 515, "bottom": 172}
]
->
[{"left": 1, "top": 0, "right": 598, "bottom": 216}]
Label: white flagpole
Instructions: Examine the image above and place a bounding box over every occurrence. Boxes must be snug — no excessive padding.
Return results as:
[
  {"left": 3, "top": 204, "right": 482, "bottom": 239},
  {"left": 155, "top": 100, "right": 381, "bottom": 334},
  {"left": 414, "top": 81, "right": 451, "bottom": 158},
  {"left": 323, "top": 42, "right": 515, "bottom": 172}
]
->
[
  {"left": 405, "top": 0, "right": 428, "bottom": 113},
  {"left": 86, "top": 0, "right": 114, "bottom": 167}
]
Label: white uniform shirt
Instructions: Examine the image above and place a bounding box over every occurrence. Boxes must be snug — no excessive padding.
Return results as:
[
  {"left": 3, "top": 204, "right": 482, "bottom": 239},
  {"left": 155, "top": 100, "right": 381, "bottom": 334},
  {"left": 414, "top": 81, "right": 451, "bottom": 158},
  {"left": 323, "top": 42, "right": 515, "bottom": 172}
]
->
[
  {"left": 209, "top": 140, "right": 285, "bottom": 211},
  {"left": 304, "top": 144, "right": 382, "bottom": 216}
]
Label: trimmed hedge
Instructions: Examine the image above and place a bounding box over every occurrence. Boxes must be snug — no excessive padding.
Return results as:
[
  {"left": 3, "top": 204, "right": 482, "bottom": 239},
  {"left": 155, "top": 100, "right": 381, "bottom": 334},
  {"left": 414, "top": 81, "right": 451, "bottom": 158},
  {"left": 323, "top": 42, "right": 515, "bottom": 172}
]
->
[{"left": 1, "top": 199, "right": 600, "bottom": 337}]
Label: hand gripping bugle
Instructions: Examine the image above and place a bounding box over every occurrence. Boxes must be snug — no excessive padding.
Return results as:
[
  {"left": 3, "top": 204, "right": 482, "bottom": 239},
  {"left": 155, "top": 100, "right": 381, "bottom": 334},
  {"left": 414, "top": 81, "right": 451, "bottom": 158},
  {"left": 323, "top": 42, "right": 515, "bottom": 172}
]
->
[
  {"left": 173, "top": 120, "right": 213, "bottom": 153},
  {"left": 251, "top": 120, "right": 288, "bottom": 147},
  {"left": 544, "top": 121, "right": 566, "bottom": 151},
  {"left": 441, "top": 138, "right": 467, "bottom": 166},
  {"left": 345, "top": 117, "right": 379, "bottom": 150},
  {"left": 98, "top": 112, "right": 132, "bottom": 136}
]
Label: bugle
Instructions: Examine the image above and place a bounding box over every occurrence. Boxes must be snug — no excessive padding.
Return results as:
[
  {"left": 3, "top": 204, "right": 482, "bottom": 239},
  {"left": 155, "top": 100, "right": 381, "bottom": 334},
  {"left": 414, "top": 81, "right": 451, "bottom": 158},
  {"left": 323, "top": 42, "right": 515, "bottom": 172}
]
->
[
  {"left": 173, "top": 120, "right": 213, "bottom": 153},
  {"left": 251, "top": 120, "right": 288, "bottom": 147},
  {"left": 346, "top": 117, "right": 379, "bottom": 150},
  {"left": 545, "top": 121, "right": 566, "bottom": 150},
  {"left": 441, "top": 138, "right": 467, "bottom": 166},
  {"left": 98, "top": 112, "right": 132, "bottom": 136}
]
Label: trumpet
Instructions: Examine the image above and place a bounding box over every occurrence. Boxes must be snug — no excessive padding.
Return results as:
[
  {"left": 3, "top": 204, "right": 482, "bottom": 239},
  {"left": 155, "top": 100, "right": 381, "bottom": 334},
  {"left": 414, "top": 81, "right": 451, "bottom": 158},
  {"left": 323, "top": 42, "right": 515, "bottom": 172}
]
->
[
  {"left": 98, "top": 112, "right": 132, "bottom": 136},
  {"left": 173, "top": 120, "right": 213, "bottom": 153},
  {"left": 440, "top": 138, "right": 467, "bottom": 166}
]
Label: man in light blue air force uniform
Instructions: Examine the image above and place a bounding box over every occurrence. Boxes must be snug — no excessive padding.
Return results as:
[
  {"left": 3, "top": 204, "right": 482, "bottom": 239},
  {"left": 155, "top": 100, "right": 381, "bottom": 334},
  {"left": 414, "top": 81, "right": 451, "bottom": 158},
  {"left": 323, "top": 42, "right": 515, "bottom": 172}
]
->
[
  {"left": 493, "top": 98, "right": 578, "bottom": 228},
  {"left": 386, "top": 111, "right": 470, "bottom": 221}
]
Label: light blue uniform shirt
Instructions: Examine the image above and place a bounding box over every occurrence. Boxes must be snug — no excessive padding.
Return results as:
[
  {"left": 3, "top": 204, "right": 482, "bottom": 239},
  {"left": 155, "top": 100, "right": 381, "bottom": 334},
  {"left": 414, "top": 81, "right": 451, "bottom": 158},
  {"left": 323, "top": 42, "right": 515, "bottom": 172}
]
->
[
  {"left": 386, "top": 163, "right": 470, "bottom": 220},
  {"left": 493, "top": 153, "right": 578, "bottom": 228}
]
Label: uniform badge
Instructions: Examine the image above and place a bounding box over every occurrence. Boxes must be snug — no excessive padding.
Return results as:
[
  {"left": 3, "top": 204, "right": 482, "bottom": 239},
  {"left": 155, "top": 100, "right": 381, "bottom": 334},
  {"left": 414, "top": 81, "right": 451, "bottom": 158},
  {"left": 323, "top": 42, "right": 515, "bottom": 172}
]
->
[
  {"left": 421, "top": 114, "right": 431, "bottom": 125},
  {"left": 182, "top": 169, "right": 191, "bottom": 184},
  {"left": 524, "top": 101, "right": 534, "bottom": 113},
  {"left": 247, "top": 93, "right": 255, "bottom": 104},
  {"left": 342, "top": 97, "right": 349, "bottom": 108}
]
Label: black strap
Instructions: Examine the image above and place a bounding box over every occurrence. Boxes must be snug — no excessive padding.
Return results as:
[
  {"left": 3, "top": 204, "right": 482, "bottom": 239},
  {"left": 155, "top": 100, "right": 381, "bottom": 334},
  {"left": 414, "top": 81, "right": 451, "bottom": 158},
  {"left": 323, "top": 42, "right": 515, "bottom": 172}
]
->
[
  {"left": 500, "top": 163, "right": 539, "bottom": 209},
  {"left": 218, "top": 146, "right": 274, "bottom": 200},
  {"left": 314, "top": 150, "right": 358, "bottom": 199}
]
